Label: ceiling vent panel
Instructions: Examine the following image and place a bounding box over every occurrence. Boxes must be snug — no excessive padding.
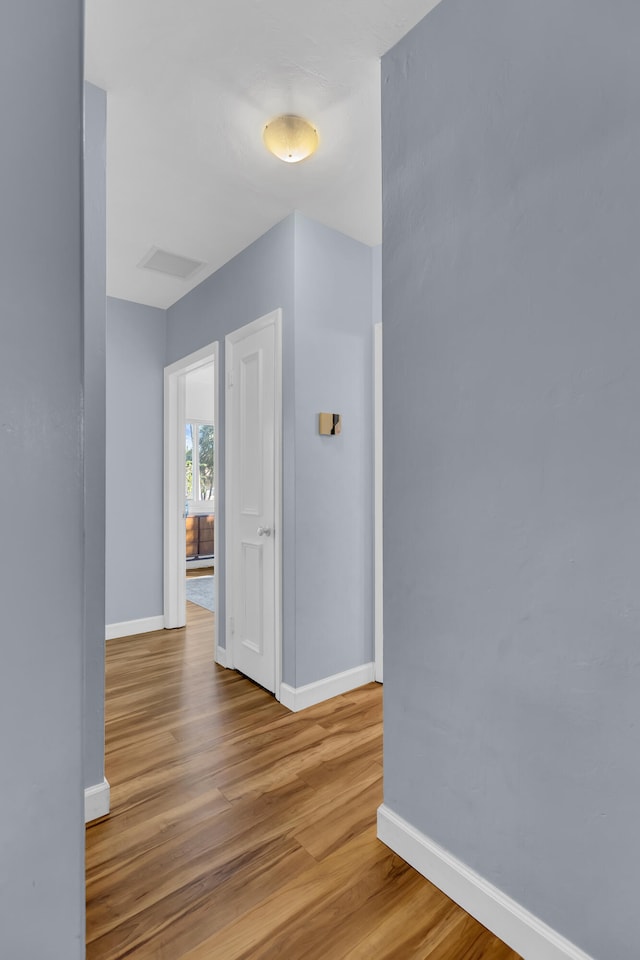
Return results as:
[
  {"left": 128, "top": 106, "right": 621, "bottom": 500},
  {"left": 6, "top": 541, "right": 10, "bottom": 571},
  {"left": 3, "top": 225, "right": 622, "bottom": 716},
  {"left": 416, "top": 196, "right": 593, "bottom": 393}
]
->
[{"left": 138, "top": 247, "right": 205, "bottom": 280}]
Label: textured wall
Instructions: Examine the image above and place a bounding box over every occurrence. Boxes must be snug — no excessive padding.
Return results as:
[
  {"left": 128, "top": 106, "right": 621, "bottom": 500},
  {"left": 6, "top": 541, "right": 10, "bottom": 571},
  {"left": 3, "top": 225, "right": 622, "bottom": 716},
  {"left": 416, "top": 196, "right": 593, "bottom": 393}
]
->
[
  {"left": 0, "top": 1, "right": 85, "bottom": 954},
  {"left": 106, "top": 297, "right": 167, "bottom": 625},
  {"left": 382, "top": 2, "right": 640, "bottom": 957}
]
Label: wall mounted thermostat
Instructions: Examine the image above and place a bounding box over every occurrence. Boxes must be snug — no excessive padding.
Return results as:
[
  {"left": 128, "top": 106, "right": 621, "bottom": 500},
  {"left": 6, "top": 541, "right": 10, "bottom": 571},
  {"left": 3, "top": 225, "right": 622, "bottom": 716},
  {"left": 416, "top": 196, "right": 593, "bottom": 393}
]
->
[{"left": 319, "top": 413, "right": 342, "bottom": 436}]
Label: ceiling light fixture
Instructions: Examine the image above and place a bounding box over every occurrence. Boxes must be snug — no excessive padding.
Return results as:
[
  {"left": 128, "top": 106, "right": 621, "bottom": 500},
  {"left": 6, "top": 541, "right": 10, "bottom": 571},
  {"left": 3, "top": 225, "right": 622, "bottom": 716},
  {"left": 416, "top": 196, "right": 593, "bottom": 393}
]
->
[{"left": 263, "top": 115, "right": 319, "bottom": 164}]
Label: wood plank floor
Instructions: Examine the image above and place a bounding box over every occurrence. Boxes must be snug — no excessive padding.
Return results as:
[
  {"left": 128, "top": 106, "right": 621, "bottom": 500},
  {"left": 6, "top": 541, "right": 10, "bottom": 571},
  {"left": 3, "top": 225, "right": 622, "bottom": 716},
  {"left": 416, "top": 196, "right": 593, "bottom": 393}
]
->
[
  {"left": 185, "top": 566, "right": 214, "bottom": 578},
  {"left": 86, "top": 603, "right": 521, "bottom": 960}
]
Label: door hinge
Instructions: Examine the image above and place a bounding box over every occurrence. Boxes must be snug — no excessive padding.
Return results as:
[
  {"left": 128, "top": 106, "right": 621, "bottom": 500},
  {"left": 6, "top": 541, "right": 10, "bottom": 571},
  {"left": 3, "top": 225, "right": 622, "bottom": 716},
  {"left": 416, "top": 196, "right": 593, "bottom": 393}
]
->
[
  {"left": 229, "top": 616, "right": 235, "bottom": 636},
  {"left": 227, "top": 370, "right": 234, "bottom": 389}
]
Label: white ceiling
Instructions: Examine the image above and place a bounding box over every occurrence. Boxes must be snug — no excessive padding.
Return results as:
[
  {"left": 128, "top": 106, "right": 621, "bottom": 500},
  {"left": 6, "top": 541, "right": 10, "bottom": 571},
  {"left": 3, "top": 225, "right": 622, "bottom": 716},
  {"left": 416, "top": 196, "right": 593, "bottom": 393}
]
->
[{"left": 85, "top": 0, "right": 441, "bottom": 309}]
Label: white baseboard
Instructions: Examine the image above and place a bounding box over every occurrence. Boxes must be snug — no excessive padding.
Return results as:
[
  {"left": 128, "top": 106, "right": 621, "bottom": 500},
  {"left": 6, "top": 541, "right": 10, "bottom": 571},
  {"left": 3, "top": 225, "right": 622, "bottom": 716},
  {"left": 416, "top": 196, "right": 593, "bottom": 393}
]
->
[
  {"left": 186, "top": 557, "right": 214, "bottom": 569},
  {"left": 106, "top": 615, "right": 165, "bottom": 640},
  {"left": 280, "top": 662, "right": 375, "bottom": 712},
  {"left": 215, "top": 644, "right": 228, "bottom": 668},
  {"left": 85, "top": 778, "right": 110, "bottom": 824},
  {"left": 377, "top": 805, "right": 595, "bottom": 960}
]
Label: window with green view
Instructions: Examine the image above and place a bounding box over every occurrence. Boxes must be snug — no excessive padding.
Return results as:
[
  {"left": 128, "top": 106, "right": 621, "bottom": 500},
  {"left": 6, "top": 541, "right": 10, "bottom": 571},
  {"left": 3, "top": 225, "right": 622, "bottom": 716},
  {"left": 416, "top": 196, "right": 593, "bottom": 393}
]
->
[{"left": 185, "top": 421, "right": 214, "bottom": 503}]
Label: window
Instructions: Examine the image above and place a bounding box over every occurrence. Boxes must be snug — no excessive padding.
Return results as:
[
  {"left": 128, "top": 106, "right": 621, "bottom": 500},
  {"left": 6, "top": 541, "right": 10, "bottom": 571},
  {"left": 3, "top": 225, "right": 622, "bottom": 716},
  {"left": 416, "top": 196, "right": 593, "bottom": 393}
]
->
[{"left": 185, "top": 421, "right": 215, "bottom": 505}]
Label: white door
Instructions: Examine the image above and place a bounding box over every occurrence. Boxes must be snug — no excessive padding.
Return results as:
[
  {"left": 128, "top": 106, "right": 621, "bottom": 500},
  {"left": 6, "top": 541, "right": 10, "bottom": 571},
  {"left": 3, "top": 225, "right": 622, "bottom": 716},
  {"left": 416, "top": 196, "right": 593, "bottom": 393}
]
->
[{"left": 226, "top": 310, "right": 281, "bottom": 694}]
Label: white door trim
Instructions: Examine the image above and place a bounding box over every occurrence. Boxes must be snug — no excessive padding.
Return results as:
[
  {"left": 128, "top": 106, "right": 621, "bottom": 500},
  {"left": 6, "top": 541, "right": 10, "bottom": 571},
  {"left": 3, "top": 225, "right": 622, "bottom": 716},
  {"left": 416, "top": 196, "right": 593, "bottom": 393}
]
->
[
  {"left": 164, "top": 342, "right": 219, "bottom": 638},
  {"left": 225, "top": 308, "right": 283, "bottom": 702},
  {"left": 374, "top": 322, "right": 383, "bottom": 683}
]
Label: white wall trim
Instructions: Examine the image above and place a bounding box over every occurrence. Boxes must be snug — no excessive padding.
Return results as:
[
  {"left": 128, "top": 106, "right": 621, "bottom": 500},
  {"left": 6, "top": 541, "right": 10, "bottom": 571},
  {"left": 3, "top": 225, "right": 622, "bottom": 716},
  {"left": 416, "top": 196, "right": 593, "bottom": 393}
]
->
[
  {"left": 85, "top": 778, "right": 110, "bottom": 824},
  {"left": 377, "top": 805, "right": 596, "bottom": 960},
  {"left": 186, "top": 557, "right": 215, "bottom": 570},
  {"left": 215, "top": 644, "right": 228, "bottom": 668},
  {"left": 106, "top": 615, "right": 165, "bottom": 641},
  {"left": 374, "top": 322, "right": 383, "bottom": 683},
  {"left": 280, "top": 663, "right": 375, "bottom": 712}
]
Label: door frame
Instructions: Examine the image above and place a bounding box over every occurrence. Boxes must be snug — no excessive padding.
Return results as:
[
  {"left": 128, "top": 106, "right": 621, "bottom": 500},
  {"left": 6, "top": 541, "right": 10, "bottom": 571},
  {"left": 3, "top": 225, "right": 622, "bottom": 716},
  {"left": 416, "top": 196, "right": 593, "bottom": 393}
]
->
[
  {"left": 225, "top": 308, "right": 283, "bottom": 701},
  {"left": 374, "top": 322, "right": 383, "bottom": 683},
  {"left": 164, "top": 342, "right": 219, "bottom": 639}
]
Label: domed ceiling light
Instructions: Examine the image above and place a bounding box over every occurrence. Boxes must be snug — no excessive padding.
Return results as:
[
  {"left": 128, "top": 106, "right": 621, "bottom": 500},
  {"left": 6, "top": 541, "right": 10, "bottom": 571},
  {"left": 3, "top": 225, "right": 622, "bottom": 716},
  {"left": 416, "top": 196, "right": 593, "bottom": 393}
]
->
[{"left": 263, "top": 115, "right": 319, "bottom": 163}]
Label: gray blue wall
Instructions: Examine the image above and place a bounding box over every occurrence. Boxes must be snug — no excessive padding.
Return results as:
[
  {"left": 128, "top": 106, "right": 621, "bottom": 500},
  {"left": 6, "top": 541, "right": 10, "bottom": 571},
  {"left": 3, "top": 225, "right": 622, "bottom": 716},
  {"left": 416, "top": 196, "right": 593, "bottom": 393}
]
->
[
  {"left": 165, "top": 214, "right": 375, "bottom": 688},
  {"left": 293, "top": 215, "right": 375, "bottom": 685},
  {"left": 382, "top": 2, "right": 640, "bottom": 957},
  {"left": 84, "top": 82, "right": 107, "bottom": 791},
  {"left": 166, "top": 216, "right": 296, "bottom": 674},
  {"left": 106, "top": 297, "right": 167, "bottom": 624},
  {"left": 0, "top": 0, "right": 85, "bottom": 954},
  {"left": 106, "top": 214, "right": 375, "bottom": 688}
]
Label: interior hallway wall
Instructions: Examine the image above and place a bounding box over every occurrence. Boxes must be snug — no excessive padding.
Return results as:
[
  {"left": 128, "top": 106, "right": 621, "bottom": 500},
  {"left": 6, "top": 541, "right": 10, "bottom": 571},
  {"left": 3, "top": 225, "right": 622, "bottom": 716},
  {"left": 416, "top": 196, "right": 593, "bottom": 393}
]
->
[
  {"left": 84, "top": 81, "right": 107, "bottom": 791},
  {"left": 165, "top": 214, "right": 376, "bottom": 689},
  {"left": 105, "top": 213, "right": 376, "bottom": 692},
  {"left": 0, "top": 1, "right": 85, "bottom": 953},
  {"left": 293, "top": 214, "right": 375, "bottom": 685},
  {"left": 106, "top": 297, "right": 167, "bottom": 625},
  {"left": 382, "top": 2, "right": 640, "bottom": 957}
]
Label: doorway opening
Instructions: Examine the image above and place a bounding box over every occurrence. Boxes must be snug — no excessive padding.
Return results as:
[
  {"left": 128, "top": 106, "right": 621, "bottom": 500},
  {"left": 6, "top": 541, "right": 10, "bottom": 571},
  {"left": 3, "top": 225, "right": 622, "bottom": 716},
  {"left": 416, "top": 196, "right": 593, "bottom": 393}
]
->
[{"left": 164, "top": 343, "right": 219, "bottom": 658}]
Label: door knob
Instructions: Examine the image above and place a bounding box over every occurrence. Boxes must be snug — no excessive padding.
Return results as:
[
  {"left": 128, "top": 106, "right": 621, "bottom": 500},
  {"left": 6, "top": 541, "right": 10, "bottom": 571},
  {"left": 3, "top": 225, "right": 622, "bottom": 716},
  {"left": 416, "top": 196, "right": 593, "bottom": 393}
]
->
[{"left": 257, "top": 526, "right": 272, "bottom": 537}]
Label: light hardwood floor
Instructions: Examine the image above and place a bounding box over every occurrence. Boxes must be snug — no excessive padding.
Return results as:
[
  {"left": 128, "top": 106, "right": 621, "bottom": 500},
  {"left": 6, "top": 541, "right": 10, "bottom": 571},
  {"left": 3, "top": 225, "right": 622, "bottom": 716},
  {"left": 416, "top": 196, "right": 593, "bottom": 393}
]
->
[
  {"left": 186, "top": 566, "right": 214, "bottom": 578},
  {"left": 86, "top": 603, "right": 521, "bottom": 959}
]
